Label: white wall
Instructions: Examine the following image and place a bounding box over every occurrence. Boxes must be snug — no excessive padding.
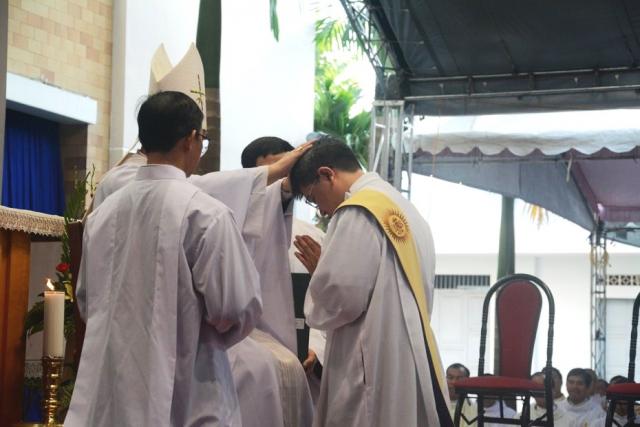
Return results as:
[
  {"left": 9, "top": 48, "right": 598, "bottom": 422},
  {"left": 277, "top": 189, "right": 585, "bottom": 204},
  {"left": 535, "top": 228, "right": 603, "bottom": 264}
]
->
[
  {"left": 433, "top": 252, "right": 640, "bottom": 392},
  {"left": 110, "top": 0, "right": 200, "bottom": 166},
  {"left": 219, "top": 0, "right": 315, "bottom": 169},
  {"left": 110, "top": 0, "right": 315, "bottom": 170}
]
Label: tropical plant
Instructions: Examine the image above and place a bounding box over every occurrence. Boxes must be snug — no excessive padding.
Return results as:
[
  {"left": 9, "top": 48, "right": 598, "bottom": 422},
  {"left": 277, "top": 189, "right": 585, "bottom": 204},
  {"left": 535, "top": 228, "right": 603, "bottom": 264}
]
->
[
  {"left": 312, "top": 11, "right": 371, "bottom": 230},
  {"left": 313, "top": 10, "right": 370, "bottom": 167},
  {"left": 314, "top": 17, "right": 360, "bottom": 54},
  {"left": 314, "top": 58, "right": 370, "bottom": 168}
]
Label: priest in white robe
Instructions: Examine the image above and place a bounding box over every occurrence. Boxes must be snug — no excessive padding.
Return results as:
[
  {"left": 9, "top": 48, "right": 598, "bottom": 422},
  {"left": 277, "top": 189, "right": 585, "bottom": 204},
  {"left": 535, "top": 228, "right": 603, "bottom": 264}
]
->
[
  {"left": 240, "top": 136, "right": 327, "bottom": 358},
  {"left": 226, "top": 179, "right": 314, "bottom": 427},
  {"left": 289, "top": 137, "right": 453, "bottom": 427},
  {"left": 445, "top": 363, "right": 477, "bottom": 426},
  {"left": 90, "top": 146, "right": 315, "bottom": 427},
  {"left": 230, "top": 137, "right": 318, "bottom": 427},
  {"left": 559, "top": 368, "right": 606, "bottom": 427},
  {"left": 92, "top": 46, "right": 313, "bottom": 426},
  {"left": 240, "top": 137, "right": 328, "bottom": 403},
  {"left": 518, "top": 372, "right": 579, "bottom": 427},
  {"left": 66, "top": 91, "right": 262, "bottom": 426}
]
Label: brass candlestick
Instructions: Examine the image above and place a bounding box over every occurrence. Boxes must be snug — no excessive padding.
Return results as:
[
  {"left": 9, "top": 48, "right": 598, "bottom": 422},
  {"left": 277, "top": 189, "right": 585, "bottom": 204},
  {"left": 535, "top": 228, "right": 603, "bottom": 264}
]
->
[{"left": 42, "top": 356, "right": 64, "bottom": 426}]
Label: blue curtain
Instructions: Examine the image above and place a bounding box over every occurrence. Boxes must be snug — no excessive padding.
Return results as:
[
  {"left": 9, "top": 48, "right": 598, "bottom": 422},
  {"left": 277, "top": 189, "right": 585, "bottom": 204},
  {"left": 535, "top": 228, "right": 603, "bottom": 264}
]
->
[{"left": 2, "top": 109, "right": 65, "bottom": 215}]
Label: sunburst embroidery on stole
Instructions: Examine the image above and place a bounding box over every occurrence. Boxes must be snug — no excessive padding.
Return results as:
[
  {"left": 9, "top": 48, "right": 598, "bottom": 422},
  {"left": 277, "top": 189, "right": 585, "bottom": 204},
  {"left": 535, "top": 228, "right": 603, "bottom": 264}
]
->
[{"left": 383, "top": 209, "right": 409, "bottom": 244}]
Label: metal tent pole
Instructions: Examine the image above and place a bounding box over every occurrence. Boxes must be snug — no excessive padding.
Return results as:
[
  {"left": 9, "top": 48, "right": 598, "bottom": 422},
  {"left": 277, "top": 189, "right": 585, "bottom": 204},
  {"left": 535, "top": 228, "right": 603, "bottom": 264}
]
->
[{"left": 590, "top": 223, "right": 607, "bottom": 379}]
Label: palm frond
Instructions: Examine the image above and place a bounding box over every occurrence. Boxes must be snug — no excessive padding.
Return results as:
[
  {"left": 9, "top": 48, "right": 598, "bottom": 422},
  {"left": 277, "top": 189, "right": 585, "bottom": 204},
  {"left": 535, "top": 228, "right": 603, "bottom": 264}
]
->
[
  {"left": 315, "top": 17, "right": 363, "bottom": 56},
  {"left": 270, "top": 0, "right": 279, "bottom": 41},
  {"left": 526, "top": 203, "right": 549, "bottom": 228}
]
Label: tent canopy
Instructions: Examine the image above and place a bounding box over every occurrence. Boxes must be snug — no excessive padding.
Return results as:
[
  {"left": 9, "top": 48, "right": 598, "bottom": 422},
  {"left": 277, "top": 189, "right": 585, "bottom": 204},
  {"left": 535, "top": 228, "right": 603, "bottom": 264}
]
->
[
  {"left": 351, "top": 0, "right": 640, "bottom": 115},
  {"left": 344, "top": 0, "right": 640, "bottom": 246},
  {"left": 408, "top": 112, "right": 640, "bottom": 248}
]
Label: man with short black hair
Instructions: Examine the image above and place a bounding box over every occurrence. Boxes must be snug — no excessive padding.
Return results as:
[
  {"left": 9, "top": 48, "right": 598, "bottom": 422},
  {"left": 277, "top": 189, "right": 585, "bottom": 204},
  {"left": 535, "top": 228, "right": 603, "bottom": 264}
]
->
[
  {"left": 607, "top": 376, "right": 640, "bottom": 426},
  {"left": 290, "top": 137, "right": 452, "bottom": 426},
  {"left": 241, "top": 136, "right": 295, "bottom": 168},
  {"left": 518, "top": 372, "right": 578, "bottom": 427},
  {"left": 66, "top": 91, "right": 263, "bottom": 426},
  {"left": 226, "top": 137, "right": 321, "bottom": 427},
  {"left": 240, "top": 136, "right": 327, "bottom": 384},
  {"left": 446, "top": 363, "right": 476, "bottom": 425},
  {"left": 559, "top": 368, "right": 606, "bottom": 426}
]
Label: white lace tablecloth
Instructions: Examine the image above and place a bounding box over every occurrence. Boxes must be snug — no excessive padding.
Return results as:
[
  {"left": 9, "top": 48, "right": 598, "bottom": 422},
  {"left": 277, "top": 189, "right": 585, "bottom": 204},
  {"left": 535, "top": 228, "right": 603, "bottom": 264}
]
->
[{"left": 0, "top": 206, "right": 65, "bottom": 237}]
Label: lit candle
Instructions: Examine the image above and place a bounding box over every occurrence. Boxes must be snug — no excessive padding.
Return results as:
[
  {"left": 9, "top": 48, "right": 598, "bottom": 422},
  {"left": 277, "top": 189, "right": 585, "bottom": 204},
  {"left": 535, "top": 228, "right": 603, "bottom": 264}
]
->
[{"left": 43, "top": 278, "right": 65, "bottom": 357}]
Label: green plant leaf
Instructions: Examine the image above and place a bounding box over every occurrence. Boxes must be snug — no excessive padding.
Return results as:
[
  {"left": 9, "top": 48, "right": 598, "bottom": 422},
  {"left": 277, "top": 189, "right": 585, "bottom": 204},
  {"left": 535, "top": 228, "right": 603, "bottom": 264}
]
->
[
  {"left": 24, "top": 301, "right": 44, "bottom": 338},
  {"left": 270, "top": 0, "right": 279, "bottom": 41}
]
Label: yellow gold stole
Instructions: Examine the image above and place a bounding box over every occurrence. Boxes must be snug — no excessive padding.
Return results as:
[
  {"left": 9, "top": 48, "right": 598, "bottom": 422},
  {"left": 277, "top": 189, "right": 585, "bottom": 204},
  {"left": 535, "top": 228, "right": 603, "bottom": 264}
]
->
[{"left": 337, "top": 188, "right": 447, "bottom": 396}]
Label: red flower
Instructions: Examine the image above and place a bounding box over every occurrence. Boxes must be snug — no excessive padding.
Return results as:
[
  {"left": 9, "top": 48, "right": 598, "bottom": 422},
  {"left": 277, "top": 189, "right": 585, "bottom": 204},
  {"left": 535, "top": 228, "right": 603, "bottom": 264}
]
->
[{"left": 56, "top": 263, "right": 70, "bottom": 273}]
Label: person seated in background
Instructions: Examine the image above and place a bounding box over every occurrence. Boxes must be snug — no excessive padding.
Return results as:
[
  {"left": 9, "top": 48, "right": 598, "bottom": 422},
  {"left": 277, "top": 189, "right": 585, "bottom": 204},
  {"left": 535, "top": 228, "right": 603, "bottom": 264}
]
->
[
  {"left": 585, "top": 368, "right": 603, "bottom": 408},
  {"left": 446, "top": 363, "right": 477, "bottom": 425},
  {"left": 464, "top": 373, "right": 516, "bottom": 427},
  {"left": 551, "top": 367, "right": 567, "bottom": 403},
  {"left": 482, "top": 394, "right": 516, "bottom": 427},
  {"left": 594, "top": 378, "right": 608, "bottom": 409},
  {"left": 518, "top": 372, "right": 578, "bottom": 427},
  {"left": 559, "top": 368, "right": 606, "bottom": 427},
  {"left": 608, "top": 375, "right": 640, "bottom": 427}
]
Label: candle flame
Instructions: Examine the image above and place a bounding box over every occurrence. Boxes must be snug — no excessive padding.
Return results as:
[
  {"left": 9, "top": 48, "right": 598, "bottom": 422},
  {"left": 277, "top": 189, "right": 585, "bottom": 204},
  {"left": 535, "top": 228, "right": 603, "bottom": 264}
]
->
[{"left": 46, "top": 278, "right": 54, "bottom": 291}]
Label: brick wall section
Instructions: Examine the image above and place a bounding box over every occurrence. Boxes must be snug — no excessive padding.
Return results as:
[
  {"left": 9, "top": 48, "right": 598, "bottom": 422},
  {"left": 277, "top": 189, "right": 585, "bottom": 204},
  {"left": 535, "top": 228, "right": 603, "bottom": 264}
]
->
[{"left": 7, "top": 0, "right": 113, "bottom": 182}]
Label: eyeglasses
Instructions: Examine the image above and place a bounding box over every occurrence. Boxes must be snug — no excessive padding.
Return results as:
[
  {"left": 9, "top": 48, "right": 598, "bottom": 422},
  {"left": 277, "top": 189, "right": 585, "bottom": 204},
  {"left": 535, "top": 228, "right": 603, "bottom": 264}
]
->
[
  {"left": 303, "top": 178, "right": 319, "bottom": 208},
  {"left": 197, "top": 130, "right": 210, "bottom": 157}
]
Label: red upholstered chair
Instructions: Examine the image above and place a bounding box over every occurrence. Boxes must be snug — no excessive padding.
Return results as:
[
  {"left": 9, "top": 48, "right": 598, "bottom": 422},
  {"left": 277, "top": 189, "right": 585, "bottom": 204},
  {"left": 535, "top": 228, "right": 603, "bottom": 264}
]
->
[
  {"left": 605, "top": 292, "right": 640, "bottom": 427},
  {"left": 453, "top": 274, "right": 555, "bottom": 427}
]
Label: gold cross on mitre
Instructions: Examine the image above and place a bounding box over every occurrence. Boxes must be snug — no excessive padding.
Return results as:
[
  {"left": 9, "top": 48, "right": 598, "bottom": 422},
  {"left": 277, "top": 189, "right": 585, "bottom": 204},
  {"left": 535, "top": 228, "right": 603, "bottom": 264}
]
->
[{"left": 190, "top": 74, "right": 205, "bottom": 110}]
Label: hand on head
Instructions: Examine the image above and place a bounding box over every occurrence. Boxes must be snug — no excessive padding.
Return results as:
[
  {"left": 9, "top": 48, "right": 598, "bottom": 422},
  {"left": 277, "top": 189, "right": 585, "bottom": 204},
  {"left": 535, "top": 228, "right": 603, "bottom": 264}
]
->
[{"left": 266, "top": 141, "right": 314, "bottom": 184}]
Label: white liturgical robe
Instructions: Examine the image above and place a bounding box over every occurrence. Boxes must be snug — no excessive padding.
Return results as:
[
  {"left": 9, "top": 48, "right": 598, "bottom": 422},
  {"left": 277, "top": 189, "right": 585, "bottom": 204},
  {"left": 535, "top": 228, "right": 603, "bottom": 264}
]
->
[
  {"left": 289, "top": 217, "right": 326, "bottom": 401},
  {"left": 251, "top": 181, "right": 297, "bottom": 353},
  {"left": 305, "top": 172, "right": 448, "bottom": 427},
  {"left": 93, "top": 153, "right": 267, "bottom": 244},
  {"left": 65, "top": 165, "right": 262, "bottom": 426},
  {"left": 449, "top": 399, "right": 477, "bottom": 426},
  {"left": 522, "top": 403, "right": 579, "bottom": 427},
  {"left": 89, "top": 157, "right": 312, "bottom": 427},
  {"left": 229, "top": 183, "right": 314, "bottom": 427},
  {"left": 559, "top": 398, "right": 606, "bottom": 427},
  {"left": 228, "top": 335, "right": 285, "bottom": 427}
]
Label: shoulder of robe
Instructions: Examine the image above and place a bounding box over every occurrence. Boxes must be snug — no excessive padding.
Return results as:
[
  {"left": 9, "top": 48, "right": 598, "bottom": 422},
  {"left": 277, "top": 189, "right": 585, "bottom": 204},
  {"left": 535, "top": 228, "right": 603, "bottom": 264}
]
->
[
  {"left": 186, "top": 190, "right": 237, "bottom": 222},
  {"left": 329, "top": 204, "right": 383, "bottom": 238}
]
